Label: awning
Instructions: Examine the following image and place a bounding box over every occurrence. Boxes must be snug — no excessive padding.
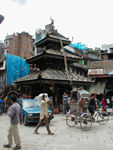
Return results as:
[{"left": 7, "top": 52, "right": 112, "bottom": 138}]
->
[{"left": 89, "top": 81, "right": 106, "bottom": 95}]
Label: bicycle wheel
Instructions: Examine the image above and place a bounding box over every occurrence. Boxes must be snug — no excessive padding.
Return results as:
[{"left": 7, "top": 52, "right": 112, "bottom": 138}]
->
[
  {"left": 109, "top": 111, "right": 113, "bottom": 120},
  {"left": 66, "top": 113, "right": 76, "bottom": 127},
  {"left": 97, "top": 112, "right": 109, "bottom": 125},
  {"left": 80, "top": 113, "right": 92, "bottom": 131}
]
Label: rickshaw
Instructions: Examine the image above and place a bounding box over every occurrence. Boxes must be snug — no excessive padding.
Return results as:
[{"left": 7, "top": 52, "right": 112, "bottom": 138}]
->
[{"left": 66, "top": 88, "right": 92, "bottom": 131}]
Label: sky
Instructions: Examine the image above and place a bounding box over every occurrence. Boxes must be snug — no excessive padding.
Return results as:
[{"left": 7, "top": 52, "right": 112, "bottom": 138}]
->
[{"left": 0, "top": 0, "right": 113, "bottom": 48}]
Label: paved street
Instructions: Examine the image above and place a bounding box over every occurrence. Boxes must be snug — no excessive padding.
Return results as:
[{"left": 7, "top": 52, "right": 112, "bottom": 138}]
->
[{"left": 0, "top": 114, "right": 113, "bottom": 150}]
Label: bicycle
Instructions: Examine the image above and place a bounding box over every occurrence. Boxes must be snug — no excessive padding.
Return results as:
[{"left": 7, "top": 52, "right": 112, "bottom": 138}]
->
[
  {"left": 108, "top": 109, "right": 113, "bottom": 120},
  {"left": 66, "top": 88, "right": 92, "bottom": 131},
  {"left": 66, "top": 111, "right": 92, "bottom": 131},
  {"left": 92, "top": 108, "right": 109, "bottom": 125}
]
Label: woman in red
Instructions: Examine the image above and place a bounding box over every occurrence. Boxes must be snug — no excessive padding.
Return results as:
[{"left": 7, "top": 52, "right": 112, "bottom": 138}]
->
[{"left": 102, "top": 97, "right": 107, "bottom": 112}]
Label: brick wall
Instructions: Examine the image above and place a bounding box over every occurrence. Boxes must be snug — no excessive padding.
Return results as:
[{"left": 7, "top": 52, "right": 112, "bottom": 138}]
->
[
  {"left": 103, "top": 54, "right": 108, "bottom": 61},
  {"left": 4, "top": 32, "right": 34, "bottom": 58}
]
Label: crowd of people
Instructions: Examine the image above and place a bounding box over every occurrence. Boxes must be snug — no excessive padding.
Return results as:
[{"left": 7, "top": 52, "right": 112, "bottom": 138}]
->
[
  {"left": 0, "top": 96, "right": 7, "bottom": 115},
  {"left": 1, "top": 89, "right": 113, "bottom": 149},
  {"left": 61, "top": 90, "right": 113, "bottom": 118},
  {"left": 3, "top": 93, "right": 54, "bottom": 150}
]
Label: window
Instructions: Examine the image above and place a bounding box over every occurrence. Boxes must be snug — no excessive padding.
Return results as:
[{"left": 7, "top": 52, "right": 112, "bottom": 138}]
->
[
  {"left": 72, "top": 68, "right": 74, "bottom": 73},
  {"left": 69, "top": 68, "right": 72, "bottom": 73},
  {"left": 80, "top": 71, "right": 82, "bottom": 75},
  {"left": 110, "top": 48, "right": 113, "bottom": 53},
  {"left": 4, "top": 40, "right": 9, "bottom": 47},
  {"left": 79, "top": 60, "right": 82, "bottom": 65},
  {"left": 76, "top": 70, "right": 79, "bottom": 74},
  {"left": 4, "top": 49, "right": 9, "bottom": 55},
  {"left": 84, "top": 60, "right": 87, "bottom": 65}
]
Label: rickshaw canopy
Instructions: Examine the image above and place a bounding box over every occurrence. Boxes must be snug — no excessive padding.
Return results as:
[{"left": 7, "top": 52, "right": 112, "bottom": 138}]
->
[{"left": 77, "top": 89, "right": 90, "bottom": 102}]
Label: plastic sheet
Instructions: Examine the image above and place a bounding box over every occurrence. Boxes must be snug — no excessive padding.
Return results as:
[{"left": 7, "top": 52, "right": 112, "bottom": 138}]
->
[
  {"left": 6, "top": 54, "right": 29, "bottom": 85},
  {"left": 70, "top": 43, "right": 88, "bottom": 53}
]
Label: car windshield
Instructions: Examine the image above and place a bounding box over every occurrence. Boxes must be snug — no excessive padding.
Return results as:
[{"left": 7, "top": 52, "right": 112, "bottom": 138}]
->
[{"left": 23, "top": 100, "right": 40, "bottom": 108}]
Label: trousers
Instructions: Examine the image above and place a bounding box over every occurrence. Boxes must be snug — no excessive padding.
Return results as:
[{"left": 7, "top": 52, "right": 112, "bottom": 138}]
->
[{"left": 8, "top": 125, "right": 21, "bottom": 146}]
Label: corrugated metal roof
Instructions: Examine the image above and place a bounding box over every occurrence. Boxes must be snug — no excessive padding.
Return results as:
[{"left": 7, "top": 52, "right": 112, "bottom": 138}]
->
[
  {"left": 88, "top": 69, "right": 104, "bottom": 75},
  {"left": 27, "top": 49, "right": 79, "bottom": 63},
  {"left": 48, "top": 34, "right": 70, "bottom": 42},
  {"left": 35, "top": 29, "right": 70, "bottom": 45},
  {"left": 16, "top": 68, "right": 92, "bottom": 83},
  {"left": 46, "top": 49, "right": 79, "bottom": 58},
  {"left": 71, "top": 63, "right": 88, "bottom": 70},
  {"left": 90, "top": 60, "right": 113, "bottom": 74},
  {"left": 89, "top": 81, "right": 106, "bottom": 94}
]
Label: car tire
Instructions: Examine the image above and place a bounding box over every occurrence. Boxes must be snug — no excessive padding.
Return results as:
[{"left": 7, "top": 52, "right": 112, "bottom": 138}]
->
[{"left": 23, "top": 116, "right": 28, "bottom": 126}]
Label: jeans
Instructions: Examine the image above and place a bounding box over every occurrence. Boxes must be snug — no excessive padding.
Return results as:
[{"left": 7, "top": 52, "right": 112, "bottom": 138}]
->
[{"left": 63, "top": 103, "right": 69, "bottom": 114}]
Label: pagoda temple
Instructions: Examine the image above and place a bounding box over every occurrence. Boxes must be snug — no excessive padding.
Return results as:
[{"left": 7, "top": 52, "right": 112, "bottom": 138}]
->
[{"left": 16, "top": 21, "right": 93, "bottom": 108}]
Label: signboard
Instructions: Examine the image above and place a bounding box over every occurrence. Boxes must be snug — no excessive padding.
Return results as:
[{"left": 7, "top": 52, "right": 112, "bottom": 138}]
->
[{"left": 88, "top": 69, "right": 103, "bottom": 75}]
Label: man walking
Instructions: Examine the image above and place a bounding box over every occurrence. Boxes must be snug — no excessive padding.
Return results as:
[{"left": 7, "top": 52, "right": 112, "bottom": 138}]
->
[
  {"left": 3, "top": 94, "right": 22, "bottom": 150},
  {"left": 88, "top": 94, "right": 97, "bottom": 119}
]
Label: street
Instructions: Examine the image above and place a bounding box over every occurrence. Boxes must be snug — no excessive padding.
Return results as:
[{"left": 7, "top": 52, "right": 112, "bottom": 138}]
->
[{"left": 0, "top": 114, "right": 113, "bottom": 150}]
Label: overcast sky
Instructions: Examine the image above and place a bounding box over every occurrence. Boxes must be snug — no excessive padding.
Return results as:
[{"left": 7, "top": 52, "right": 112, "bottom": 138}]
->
[{"left": 0, "top": 0, "right": 113, "bottom": 48}]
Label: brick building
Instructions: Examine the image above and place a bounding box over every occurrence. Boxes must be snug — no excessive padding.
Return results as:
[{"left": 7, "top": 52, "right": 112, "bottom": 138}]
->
[{"left": 4, "top": 32, "right": 35, "bottom": 59}]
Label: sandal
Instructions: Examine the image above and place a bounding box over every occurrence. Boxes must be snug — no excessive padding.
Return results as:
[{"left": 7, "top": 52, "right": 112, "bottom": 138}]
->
[
  {"left": 3, "top": 144, "right": 11, "bottom": 148},
  {"left": 48, "top": 132, "right": 54, "bottom": 135},
  {"left": 34, "top": 130, "right": 40, "bottom": 134}
]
